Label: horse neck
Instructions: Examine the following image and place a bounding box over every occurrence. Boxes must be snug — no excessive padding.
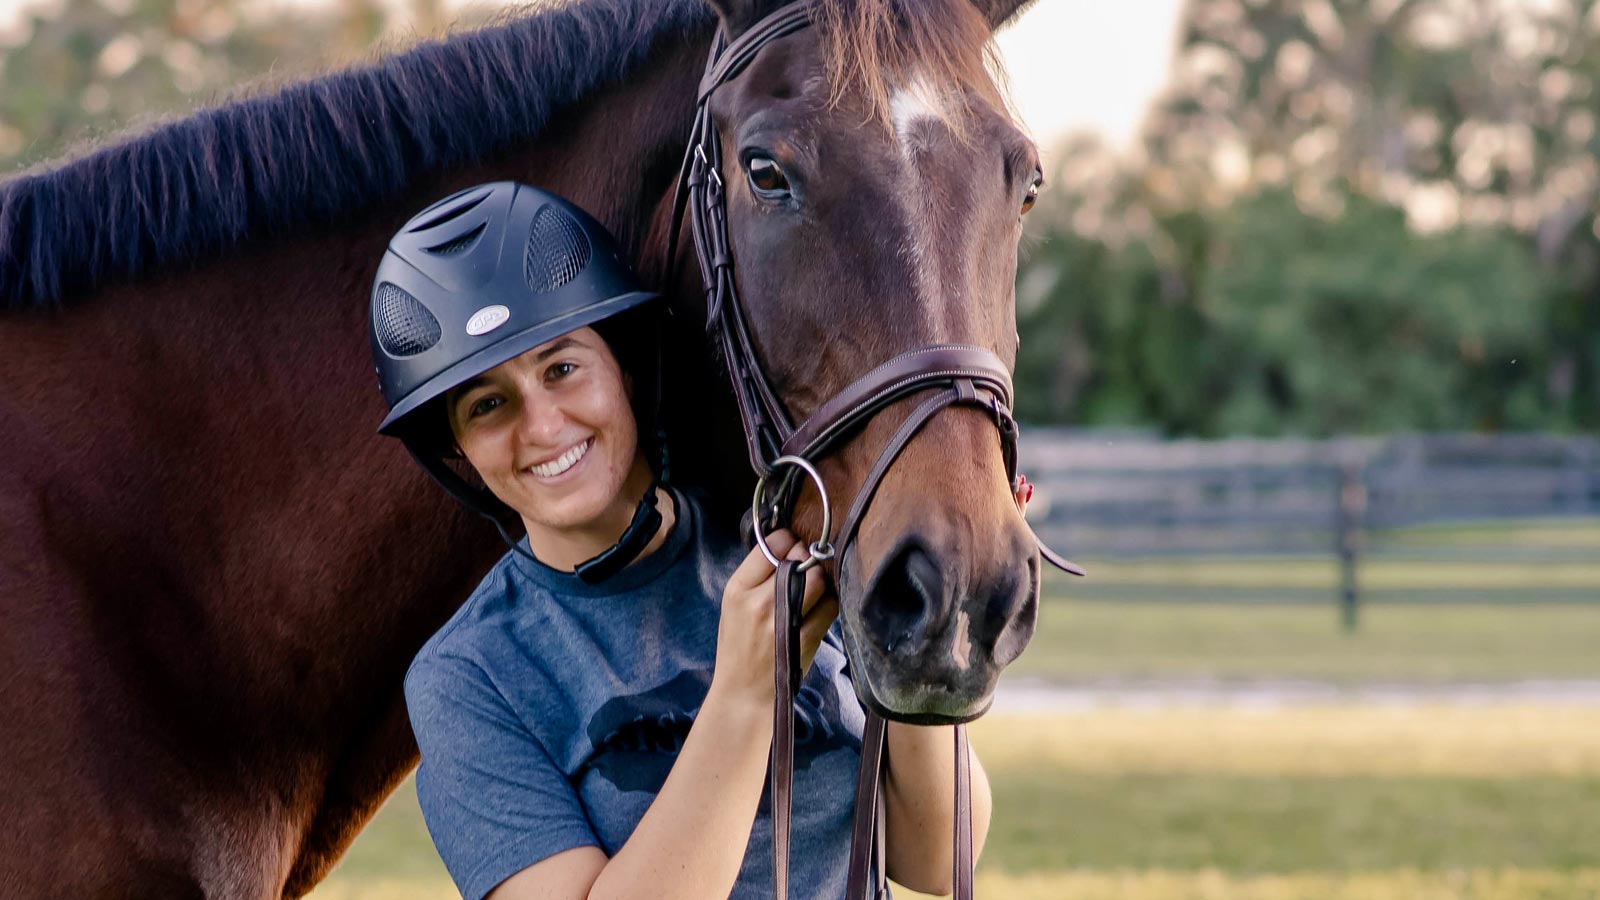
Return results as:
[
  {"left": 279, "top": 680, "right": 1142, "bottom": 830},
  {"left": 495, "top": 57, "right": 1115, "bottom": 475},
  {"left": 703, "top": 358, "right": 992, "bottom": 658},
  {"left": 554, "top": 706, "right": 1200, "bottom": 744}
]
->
[{"left": 19, "top": 14, "right": 707, "bottom": 830}]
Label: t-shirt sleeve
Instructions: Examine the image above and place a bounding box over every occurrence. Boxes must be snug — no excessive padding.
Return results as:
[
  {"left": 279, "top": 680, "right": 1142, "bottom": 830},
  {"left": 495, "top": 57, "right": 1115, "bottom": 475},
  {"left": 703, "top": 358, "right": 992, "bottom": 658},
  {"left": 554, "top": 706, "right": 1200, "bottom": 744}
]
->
[{"left": 406, "top": 651, "right": 600, "bottom": 900}]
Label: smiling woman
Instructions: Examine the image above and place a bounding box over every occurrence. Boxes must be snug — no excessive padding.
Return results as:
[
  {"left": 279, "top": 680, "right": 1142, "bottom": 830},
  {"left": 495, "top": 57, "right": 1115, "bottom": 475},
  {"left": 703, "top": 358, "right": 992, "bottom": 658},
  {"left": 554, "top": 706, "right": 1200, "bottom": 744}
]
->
[
  {"left": 442, "top": 329, "right": 656, "bottom": 568},
  {"left": 369, "top": 181, "right": 670, "bottom": 582},
  {"left": 365, "top": 180, "right": 991, "bottom": 900}
]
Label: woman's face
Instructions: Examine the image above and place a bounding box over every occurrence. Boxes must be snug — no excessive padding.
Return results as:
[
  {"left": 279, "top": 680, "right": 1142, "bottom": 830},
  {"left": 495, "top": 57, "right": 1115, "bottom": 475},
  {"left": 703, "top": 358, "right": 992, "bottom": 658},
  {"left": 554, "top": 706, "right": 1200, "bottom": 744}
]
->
[{"left": 445, "top": 327, "right": 640, "bottom": 534}]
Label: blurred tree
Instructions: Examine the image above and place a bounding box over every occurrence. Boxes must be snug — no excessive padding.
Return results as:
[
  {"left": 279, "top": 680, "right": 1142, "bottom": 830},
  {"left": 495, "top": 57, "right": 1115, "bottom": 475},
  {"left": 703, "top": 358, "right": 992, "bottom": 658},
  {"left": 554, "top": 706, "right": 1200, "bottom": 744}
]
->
[
  {"left": 1202, "top": 189, "right": 1554, "bottom": 434},
  {"left": 0, "top": 0, "right": 459, "bottom": 173},
  {"left": 1016, "top": 0, "right": 1596, "bottom": 434},
  {"left": 1145, "top": 0, "right": 1597, "bottom": 225},
  {"left": 1142, "top": 0, "right": 1598, "bottom": 426}
]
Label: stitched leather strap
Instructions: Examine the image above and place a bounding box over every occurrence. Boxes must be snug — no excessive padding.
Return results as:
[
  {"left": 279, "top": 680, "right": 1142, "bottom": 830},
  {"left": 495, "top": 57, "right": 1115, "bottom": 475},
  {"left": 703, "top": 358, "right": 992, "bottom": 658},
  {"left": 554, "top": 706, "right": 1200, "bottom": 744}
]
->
[
  {"left": 844, "top": 713, "right": 887, "bottom": 898},
  {"left": 843, "top": 714, "right": 976, "bottom": 900},
  {"left": 699, "top": 4, "right": 815, "bottom": 100},
  {"left": 953, "top": 725, "right": 974, "bottom": 900},
  {"left": 772, "top": 559, "right": 804, "bottom": 899},
  {"left": 781, "top": 345, "right": 1013, "bottom": 462}
]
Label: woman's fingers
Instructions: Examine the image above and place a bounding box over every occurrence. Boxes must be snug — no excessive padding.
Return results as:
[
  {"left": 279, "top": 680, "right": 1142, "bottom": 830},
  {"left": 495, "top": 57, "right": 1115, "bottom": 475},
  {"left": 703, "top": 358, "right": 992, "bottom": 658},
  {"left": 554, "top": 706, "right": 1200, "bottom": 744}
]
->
[
  {"left": 727, "top": 530, "right": 798, "bottom": 591},
  {"left": 798, "top": 595, "right": 841, "bottom": 671},
  {"left": 797, "top": 562, "right": 829, "bottom": 616},
  {"left": 768, "top": 530, "right": 802, "bottom": 560}
]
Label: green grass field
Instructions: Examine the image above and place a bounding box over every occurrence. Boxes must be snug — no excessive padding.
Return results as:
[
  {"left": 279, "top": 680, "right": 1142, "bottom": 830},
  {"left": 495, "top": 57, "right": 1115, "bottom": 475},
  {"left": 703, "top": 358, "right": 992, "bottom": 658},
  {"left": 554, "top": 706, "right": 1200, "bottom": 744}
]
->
[
  {"left": 1011, "top": 599, "right": 1600, "bottom": 683},
  {"left": 311, "top": 705, "right": 1600, "bottom": 900},
  {"left": 1014, "top": 518, "right": 1600, "bottom": 683}
]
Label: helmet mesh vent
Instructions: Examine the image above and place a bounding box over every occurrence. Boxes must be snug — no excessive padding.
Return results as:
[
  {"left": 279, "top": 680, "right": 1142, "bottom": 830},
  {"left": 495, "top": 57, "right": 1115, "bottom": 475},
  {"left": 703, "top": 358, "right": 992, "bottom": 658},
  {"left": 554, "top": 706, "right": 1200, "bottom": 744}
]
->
[
  {"left": 524, "top": 206, "right": 591, "bottom": 294},
  {"left": 374, "top": 282, "right": 442, "bottom": 357},
  {"left": 426, "top": 223, "right": 486, "bottom": 256}
]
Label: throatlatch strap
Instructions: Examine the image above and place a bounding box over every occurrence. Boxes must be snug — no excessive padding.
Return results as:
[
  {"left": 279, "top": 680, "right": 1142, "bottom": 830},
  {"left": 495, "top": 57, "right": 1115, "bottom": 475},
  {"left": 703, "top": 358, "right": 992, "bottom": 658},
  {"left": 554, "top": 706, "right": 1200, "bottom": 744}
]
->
[{"left": 772, "top": 559, "right": 805, "bottom": 900}]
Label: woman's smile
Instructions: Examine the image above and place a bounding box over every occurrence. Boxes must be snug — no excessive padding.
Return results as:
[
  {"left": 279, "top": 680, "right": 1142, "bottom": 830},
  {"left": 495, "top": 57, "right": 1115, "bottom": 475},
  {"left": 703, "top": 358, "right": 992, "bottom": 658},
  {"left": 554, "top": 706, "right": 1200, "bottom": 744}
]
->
[{"left": 525, "top": 437, "right": 595, "bottom": 481}]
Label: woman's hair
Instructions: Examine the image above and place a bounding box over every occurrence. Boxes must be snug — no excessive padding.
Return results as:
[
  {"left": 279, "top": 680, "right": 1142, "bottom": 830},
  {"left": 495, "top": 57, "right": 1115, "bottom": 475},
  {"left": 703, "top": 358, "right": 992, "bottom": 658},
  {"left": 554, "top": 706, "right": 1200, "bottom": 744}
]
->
[{"left": 591, "top": 304, "right": 663, "bottom": 466}]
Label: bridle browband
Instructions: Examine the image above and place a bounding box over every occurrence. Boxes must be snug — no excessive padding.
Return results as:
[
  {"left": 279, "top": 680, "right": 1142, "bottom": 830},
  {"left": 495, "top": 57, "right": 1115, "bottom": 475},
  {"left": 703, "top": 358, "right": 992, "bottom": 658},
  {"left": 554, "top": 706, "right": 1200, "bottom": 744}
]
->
[{"left": 667, "top": 3, "right": 1083, "bottom": 898}]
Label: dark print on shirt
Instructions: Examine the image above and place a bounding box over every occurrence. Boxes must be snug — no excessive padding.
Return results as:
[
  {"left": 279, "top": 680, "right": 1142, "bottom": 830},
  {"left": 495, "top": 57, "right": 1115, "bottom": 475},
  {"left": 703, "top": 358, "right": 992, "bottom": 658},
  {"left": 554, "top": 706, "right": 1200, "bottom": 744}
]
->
[{"left": 585, "top": 666, "right": 861, "bottom": 794}]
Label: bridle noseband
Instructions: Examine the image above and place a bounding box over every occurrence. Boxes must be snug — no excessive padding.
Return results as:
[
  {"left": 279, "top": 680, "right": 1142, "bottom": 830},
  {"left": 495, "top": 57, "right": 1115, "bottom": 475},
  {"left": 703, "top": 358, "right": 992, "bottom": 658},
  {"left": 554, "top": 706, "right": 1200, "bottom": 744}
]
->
[{"left": 667, "top": 3, "right": 1083, "bottom": 898}]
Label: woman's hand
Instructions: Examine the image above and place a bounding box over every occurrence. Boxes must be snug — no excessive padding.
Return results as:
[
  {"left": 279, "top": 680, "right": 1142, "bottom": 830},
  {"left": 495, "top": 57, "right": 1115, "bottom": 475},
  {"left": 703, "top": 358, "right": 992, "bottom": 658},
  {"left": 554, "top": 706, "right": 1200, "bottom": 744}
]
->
[{"left": 708, "top": 530, "right": 839, "bottom": 712}]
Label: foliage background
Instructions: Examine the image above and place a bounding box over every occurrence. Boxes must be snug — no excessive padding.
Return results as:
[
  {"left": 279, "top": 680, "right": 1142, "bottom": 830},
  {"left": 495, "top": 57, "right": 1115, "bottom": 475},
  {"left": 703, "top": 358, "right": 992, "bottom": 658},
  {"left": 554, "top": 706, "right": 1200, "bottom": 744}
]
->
[{"left": 5, "top": 0, "right": 1594, "bottom": 440}]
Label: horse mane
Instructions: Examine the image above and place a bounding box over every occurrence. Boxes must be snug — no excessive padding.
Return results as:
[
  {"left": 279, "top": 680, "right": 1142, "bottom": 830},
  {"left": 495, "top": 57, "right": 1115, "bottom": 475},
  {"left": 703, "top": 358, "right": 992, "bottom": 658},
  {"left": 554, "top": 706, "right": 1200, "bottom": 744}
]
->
[
  {"left": 0, "top": 0, "right": 1002, "bottom": 311},
  {"left": 0, "top": 0, "right": 712, "bottom": 311}
]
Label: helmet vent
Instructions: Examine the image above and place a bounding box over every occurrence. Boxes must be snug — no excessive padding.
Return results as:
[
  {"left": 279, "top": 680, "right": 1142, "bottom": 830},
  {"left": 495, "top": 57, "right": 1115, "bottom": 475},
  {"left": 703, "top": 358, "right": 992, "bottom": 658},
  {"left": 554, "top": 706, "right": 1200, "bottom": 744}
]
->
[
  {"left": 409, "top": 188, "right": 492, "bottom": 233},
  {"left": 524, "top": 205, "right": 591, "bottom": 294},
  {"left": 425, "top": 223, "right": 486, "bottom": 256},
  {"left": 374, "top": 282, "right": 442, "bottom": 357}
]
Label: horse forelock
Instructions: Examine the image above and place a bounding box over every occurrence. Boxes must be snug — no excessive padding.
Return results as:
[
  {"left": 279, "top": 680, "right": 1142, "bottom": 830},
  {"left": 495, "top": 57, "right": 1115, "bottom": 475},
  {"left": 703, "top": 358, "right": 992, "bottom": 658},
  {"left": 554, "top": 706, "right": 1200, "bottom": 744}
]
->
[
  {"left": 0, "top": 0, "right": 714, "bottom": 312},
  {"left": 814, "top": 0, "right": 1008, "bottom": 138}
]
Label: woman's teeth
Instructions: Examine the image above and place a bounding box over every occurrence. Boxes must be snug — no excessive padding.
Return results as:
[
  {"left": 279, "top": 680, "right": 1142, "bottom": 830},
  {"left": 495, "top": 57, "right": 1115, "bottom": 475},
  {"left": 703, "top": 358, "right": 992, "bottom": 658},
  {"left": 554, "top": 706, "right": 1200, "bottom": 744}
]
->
[{"left": 528, "top": 439, "right": 592, "bottom": 478}]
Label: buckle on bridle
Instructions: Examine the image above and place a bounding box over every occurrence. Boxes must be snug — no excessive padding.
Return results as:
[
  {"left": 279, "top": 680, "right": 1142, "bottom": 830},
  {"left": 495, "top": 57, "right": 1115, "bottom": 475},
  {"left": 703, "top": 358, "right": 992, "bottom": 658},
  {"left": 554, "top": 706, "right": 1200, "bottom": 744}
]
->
[{"left": 751, "top": 455, "right": 835, "bottom": 572}]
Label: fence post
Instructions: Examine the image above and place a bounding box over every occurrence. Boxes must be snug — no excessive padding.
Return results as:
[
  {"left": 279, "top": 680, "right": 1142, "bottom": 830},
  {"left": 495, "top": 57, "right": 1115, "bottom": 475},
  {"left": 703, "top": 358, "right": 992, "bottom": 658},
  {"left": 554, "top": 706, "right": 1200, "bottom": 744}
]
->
[{"left": 1336, "top": 462, "right": 1367, "bottom": 632}]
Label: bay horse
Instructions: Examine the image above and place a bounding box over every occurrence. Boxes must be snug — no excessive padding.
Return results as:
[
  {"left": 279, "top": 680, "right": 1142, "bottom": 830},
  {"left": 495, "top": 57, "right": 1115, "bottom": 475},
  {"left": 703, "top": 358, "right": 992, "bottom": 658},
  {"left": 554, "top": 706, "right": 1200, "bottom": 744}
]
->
[{"left": 0, "top": 0, "right": 1047, "bottom": 895}]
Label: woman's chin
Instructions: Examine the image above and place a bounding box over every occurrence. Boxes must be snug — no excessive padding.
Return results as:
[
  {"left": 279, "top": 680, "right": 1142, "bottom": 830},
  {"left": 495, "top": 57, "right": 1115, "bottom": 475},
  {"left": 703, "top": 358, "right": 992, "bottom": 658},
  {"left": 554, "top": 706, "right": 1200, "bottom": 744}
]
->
[{"left": 519, "top": 475, "right": 631, "bottom": 534}]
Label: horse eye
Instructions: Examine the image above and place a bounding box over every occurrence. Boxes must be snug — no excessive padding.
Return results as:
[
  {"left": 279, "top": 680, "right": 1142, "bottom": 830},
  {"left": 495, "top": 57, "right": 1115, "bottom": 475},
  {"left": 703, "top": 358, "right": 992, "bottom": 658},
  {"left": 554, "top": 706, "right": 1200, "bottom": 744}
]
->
[
  {"left": 746, "top": 156, "right": 791, "bottom": 197},
  {"left": 1021, "top": 173, "right": 1042, "bottom": 215}
]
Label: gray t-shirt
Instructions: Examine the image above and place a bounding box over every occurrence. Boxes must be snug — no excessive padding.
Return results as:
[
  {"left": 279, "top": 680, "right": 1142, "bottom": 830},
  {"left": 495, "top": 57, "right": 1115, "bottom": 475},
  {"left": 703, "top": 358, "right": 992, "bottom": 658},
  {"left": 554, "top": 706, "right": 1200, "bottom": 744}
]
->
[{"left": 404, "top": 488, "right": 868, "bottom": 900}]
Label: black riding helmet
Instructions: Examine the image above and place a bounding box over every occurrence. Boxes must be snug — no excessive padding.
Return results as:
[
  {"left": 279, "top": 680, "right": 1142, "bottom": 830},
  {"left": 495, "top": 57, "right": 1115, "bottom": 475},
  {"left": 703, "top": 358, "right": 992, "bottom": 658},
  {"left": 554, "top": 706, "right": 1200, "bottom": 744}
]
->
[{"left": 369, "top": 181, "right": 665, "bottom": 582}]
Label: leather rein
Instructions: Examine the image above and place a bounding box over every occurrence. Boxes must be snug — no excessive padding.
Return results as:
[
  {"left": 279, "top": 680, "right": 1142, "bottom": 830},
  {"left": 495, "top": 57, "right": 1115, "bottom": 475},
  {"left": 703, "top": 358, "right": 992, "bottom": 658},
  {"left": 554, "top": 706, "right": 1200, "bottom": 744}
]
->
[{"left": 667, "top": 3, "right": 1083, "bottom": 897}]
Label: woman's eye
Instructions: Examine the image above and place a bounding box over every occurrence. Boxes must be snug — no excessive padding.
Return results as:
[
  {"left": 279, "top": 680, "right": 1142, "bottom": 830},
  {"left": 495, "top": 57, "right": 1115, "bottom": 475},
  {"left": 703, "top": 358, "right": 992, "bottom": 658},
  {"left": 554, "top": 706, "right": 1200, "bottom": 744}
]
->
[
  {"left": 1021, "top": 172, "right": 1042, "bottom": 215},
  {"left": 547, "top": 361, "right": 578, "bottom": 382},
  {"left": 468, "top": 396, "right": 503, "bottom": 418},
  {"left": 746, "top": 156, "right": 791, "bottom": 198}
]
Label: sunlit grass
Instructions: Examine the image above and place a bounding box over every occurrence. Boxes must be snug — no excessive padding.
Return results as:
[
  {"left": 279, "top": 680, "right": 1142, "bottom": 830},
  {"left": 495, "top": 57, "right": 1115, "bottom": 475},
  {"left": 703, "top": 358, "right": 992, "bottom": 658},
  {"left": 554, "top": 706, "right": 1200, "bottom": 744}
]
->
[
  {"left": 1065, "top": 558, "right": 1600, "bottom": 590},
  {"left": 311, "top": 705, "right": 1600, "bottom": 899},
  {"left": 897, "top": 867, "right": 1600, "bottom": 900},
  {"left": 1013, "top": 600, "right": 1600, "bottom": 683},
  {"left": 1386, "top": 520, "right": 1600, "bottom": 550},
  {"left": 309, "top": 868, "right": 1600, "bottom": 900},
  {"left": 969, "top": 708, "right": 1600, "bottom": 776}
]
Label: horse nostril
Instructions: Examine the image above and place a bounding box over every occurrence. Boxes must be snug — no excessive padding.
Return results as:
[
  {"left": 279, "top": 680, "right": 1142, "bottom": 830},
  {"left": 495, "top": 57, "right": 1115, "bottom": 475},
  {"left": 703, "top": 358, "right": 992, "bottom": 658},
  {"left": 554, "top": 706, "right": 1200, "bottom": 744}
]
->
[
  {"left": 864, "top": 541, "right": 946, "bottom": 656},
  {"left": 988, "top": 554, "right": 1040, "bottom": 668}
]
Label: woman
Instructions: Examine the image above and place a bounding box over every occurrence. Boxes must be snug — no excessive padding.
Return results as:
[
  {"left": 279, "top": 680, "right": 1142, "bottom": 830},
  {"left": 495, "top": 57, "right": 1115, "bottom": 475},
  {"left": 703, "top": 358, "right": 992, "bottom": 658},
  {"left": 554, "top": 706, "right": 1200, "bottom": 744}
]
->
[{"left": 368, "top": 181, "right": 994, "bottom": 900}]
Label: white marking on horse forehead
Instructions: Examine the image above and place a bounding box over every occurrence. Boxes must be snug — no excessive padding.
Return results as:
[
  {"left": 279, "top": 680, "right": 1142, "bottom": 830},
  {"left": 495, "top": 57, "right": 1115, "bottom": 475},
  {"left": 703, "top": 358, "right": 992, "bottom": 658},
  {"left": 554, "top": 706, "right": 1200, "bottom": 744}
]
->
[{"left": 889, "top": 73, "right": 948, "bottom": 154}]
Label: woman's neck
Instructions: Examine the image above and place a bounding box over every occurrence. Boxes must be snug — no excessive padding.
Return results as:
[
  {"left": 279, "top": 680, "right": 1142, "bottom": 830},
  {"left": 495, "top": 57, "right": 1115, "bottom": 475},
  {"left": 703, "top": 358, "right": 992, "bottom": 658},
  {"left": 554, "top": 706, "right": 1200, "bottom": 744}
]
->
[{"left": 520, "top": 456, "right": 676, "bottom": 573}]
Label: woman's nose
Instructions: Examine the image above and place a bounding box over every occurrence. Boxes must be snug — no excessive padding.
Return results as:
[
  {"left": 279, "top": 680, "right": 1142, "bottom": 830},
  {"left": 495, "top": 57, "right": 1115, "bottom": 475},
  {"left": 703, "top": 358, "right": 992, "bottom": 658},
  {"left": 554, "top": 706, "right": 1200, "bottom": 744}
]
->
[{"left": 514, "top": 392, "right": 567, "bottom": 446}]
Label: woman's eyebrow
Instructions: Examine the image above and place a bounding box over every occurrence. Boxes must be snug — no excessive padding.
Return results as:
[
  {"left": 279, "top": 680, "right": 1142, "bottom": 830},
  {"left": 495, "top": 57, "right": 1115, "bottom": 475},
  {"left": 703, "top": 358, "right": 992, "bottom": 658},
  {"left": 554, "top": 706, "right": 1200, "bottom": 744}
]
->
[
  {"left": 532, "top": 336, "right": 583, "bottom": 362},
  {"left": 452, "top": 376, "right": 490, "bottom": 398}
]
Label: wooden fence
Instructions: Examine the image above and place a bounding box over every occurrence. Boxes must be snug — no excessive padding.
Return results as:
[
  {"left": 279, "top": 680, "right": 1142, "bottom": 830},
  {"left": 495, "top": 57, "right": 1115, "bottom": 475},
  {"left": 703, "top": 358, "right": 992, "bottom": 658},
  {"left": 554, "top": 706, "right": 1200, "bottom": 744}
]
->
[{"left": 1020, "top": 432, "right": 1600, "bottom": 626}]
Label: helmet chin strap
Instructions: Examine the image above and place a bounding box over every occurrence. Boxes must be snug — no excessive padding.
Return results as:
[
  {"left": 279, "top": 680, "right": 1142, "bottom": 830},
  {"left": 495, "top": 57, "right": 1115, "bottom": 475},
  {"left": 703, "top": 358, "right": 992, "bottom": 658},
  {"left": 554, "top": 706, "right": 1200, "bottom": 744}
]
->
[
  {"left": 402, "top": 442, "right": 664, "bottom": 584},
  {"left": 571, "top": 480, "right": 662, "bottom": 583}
]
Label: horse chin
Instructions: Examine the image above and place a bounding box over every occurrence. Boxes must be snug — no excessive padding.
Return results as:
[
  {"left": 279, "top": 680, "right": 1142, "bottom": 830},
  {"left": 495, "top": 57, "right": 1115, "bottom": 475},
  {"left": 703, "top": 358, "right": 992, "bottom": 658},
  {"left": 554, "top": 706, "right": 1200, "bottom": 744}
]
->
[{"left": 835, "top": 608, "right": 1000, "bottom": 725}]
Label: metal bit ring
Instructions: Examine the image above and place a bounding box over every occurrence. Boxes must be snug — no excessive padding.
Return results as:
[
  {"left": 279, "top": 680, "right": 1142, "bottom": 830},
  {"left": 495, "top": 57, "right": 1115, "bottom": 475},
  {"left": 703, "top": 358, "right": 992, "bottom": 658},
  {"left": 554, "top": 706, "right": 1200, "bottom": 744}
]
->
[{"left": 751, "top": 455, "right": 835, "bottom": 572}]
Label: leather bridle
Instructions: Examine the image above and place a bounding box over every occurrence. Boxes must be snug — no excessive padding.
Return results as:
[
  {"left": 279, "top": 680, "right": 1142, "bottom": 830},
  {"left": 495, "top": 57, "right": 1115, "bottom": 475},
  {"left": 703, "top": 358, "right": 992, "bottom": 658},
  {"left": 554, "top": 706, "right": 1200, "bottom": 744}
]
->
[{"left": 667, "top": 3, "right": 1083, "bottom": 897}]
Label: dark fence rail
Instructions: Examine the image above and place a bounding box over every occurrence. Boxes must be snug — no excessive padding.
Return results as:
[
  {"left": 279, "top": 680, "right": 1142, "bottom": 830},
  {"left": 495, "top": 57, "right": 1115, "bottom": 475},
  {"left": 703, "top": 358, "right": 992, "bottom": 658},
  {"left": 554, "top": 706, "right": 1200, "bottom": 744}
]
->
[{"left": 1020, "top": 432, "right": 1600, "bottom": 624}]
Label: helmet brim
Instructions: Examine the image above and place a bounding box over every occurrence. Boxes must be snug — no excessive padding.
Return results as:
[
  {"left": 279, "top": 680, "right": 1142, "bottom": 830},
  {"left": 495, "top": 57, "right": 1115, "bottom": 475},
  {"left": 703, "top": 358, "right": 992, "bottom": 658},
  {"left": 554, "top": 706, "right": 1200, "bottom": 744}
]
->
[{"left": 376, "top": 289, "right": 659, "bottom": 436}]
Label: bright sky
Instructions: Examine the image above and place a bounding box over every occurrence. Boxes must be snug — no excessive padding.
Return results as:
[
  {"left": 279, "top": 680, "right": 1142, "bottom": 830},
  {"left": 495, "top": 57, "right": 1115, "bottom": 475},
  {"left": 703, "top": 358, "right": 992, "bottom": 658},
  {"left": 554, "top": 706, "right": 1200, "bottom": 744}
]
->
[{"left": 0, "top": 0, "right": 1184, "bottom": 152}]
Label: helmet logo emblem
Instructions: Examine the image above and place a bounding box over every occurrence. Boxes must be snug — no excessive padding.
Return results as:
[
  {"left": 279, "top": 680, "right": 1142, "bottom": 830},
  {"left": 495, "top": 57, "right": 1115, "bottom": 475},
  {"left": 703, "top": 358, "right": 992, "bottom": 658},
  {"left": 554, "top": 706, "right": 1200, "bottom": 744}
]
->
[{"left": 465, "top": 305, "right": 511, "bottom": 336}]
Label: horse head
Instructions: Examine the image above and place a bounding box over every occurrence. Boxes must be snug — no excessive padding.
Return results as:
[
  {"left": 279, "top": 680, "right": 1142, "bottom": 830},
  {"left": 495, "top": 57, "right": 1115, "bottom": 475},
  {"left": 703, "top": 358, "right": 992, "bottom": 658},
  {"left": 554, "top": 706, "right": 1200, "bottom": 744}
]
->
[{"left": 696, "top": 0, "right": 1044, "bottom": 724}]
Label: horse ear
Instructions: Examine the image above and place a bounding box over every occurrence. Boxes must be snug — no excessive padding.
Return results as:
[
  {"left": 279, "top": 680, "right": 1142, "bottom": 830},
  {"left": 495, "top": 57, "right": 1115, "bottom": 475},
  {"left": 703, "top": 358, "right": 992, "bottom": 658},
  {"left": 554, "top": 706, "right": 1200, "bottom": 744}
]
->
[
  {"left": 970, "top": 0, "right": 1040, "bottom": 29},
  {"left": 702, "top": 0, "right": 767, "bottom": 38}
]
